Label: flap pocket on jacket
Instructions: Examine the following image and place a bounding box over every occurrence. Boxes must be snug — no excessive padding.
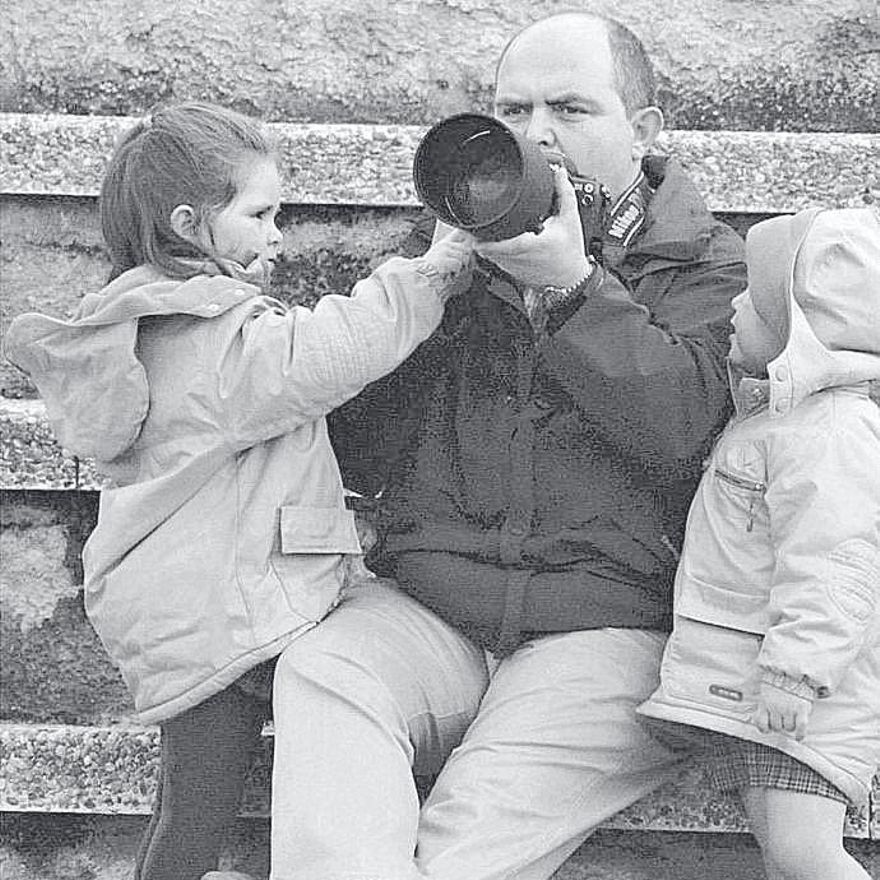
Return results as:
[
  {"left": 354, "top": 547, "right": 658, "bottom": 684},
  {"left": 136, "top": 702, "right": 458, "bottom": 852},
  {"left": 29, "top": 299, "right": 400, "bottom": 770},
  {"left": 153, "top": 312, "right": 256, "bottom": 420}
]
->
[
  {"left": 279, "top": 506, "right": 361, "bottom": 554},
  {"left": 676, "top": 577, "right": 770, "bottom": 635},
  {"left": 662, "top": 615, "right": 762, "bottom": 713}
]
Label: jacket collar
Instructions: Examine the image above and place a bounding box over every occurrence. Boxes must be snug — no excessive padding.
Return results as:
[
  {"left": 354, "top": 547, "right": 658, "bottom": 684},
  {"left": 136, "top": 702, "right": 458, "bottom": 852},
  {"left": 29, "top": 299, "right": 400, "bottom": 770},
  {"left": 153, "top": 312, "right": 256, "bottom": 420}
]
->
[{"left": 623, "top": 156, "right": 716, "bottom": 265}]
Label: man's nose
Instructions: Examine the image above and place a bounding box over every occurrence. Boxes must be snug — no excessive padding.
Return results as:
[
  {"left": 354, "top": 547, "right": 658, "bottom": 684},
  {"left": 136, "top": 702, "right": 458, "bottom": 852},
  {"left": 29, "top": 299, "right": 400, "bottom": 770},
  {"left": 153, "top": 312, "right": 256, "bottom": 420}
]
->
[
  {"left": 524, "top": 108, "right": 554, "bottom": 145},
  {"left": 268, "top": 221, "right": 283, "bottom": 245}
]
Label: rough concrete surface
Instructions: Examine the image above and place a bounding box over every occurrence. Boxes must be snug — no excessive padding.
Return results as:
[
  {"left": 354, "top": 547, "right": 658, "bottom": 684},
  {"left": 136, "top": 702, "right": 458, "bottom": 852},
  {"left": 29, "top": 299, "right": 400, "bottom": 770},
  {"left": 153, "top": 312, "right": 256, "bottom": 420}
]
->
[
  {"left": 3, "top": 114, "right": 878, "bottom": 208},
  {"left": 1, "top": 816, "right": 879, "bottom": 880},
  {"left": 0, "top": 489, "right": 131, "bottom": 724},
  {"left": 3, "top": 117, "right": 878, "bottom": 398},
  {"left": 0, "top": 721, "right": 871, "bottom": 836},
  {"left": 1, "top": 0, "right": 878, "bottom": 132}
]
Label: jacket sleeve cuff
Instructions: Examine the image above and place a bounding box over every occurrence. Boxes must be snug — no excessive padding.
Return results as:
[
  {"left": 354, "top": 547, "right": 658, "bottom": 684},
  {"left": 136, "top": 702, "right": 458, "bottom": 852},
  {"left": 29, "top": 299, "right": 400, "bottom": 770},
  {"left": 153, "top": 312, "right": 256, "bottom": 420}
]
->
[
  {"left": 760, "top": 668, "right": 828, "bottom": 700},
  {"left": 412, "top": 258, "right": 472, "bottom": 304},
  {"left": 544, "top": 261, "right": 603, "bottom": 335}
]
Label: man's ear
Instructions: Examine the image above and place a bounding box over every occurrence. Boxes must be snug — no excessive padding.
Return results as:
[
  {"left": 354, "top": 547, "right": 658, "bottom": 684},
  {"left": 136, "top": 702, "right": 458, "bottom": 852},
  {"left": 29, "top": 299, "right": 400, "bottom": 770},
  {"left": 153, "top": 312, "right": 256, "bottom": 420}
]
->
[
  {"left": 169, "top": 204, "right": 201, "bottom": 245},
  {"left": 629, "top": 106, "right": 664, "bottom": 162}
]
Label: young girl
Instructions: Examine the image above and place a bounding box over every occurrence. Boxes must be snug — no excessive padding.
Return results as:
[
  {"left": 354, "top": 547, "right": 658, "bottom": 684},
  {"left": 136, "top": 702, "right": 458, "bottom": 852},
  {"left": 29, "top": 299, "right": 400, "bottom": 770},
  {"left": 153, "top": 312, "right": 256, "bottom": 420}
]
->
[
  {"left": 639, "top": 206, "right": 880, "bottom": 880},
  {"left": 4, "top": 101, "right": 474, "bottom": 880}
]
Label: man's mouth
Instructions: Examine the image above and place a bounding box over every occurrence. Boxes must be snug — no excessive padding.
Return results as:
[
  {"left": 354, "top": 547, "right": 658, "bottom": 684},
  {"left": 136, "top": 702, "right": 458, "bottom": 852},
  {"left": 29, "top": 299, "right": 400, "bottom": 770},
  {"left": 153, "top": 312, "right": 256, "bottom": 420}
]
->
[{"left": 543, "top": 151, "right": 577, "bottom": 175}]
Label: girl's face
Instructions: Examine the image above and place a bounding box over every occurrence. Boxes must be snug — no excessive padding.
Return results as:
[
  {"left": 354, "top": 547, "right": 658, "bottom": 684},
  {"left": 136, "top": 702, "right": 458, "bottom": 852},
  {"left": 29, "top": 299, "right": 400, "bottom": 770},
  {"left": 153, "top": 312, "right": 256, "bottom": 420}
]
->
[
  {"left": 204, "top": 156, "right": 283, "bottom": 272},
  {"left": 729, "top": 289, "right": 784, "bottom": 375}
]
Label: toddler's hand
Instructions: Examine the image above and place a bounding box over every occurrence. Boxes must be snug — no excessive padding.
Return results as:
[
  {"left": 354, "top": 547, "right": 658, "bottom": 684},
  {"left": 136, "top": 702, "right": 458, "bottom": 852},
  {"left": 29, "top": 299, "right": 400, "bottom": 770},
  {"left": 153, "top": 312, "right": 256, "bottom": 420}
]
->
[{"left": 753, "top": 680, "right": 813, "bottom": 740}]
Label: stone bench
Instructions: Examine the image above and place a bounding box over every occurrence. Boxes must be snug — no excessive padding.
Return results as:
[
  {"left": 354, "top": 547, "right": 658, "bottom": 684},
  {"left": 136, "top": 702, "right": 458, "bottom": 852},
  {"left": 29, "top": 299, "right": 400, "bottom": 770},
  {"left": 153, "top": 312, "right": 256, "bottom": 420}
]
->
[{"left": 2, "top": 114, "right": 879, "bottom": 878}]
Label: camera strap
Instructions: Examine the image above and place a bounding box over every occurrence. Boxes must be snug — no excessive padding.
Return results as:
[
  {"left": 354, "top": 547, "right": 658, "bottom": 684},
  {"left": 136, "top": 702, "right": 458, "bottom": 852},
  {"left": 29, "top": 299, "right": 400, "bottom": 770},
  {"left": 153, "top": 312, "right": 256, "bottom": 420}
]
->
[{"left": 602, "top": 171, "right": 654, "bottom": 262}]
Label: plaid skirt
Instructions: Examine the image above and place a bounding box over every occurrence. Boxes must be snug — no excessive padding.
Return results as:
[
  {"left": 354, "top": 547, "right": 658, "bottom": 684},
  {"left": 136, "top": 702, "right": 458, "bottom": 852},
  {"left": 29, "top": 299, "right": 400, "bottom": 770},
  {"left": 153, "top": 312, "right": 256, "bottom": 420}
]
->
[
  {"left": 704, "top": 732, "right": 849, "bottom": 805},
  {"left": 643, "top": 720, "right": 849, "bottom": 805}
]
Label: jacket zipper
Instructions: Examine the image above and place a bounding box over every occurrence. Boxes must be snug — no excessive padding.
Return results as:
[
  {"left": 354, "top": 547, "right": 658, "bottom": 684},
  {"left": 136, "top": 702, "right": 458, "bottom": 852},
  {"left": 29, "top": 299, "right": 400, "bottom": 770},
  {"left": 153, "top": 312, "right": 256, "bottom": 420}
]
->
[{"left": 714, "top": 466, "right": 766, "bottom": 532}]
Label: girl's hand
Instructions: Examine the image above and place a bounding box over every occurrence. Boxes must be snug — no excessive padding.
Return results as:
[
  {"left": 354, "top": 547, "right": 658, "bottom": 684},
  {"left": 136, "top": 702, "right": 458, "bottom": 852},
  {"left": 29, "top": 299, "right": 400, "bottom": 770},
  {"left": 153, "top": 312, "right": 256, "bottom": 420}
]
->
[
  {"left": 423, "top": 227, "right": 476, "bottom": 276},
  {"left": 421, "top": 227, "right": 477, "bottom": 300},
  {"left": 753, "top": 681, "right": 813, "bottom": 740}
]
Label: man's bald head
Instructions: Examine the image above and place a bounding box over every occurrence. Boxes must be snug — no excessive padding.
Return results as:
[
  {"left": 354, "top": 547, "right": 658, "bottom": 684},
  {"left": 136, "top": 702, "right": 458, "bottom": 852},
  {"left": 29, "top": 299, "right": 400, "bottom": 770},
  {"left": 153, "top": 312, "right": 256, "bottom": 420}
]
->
[{"left": 496, "top": 12, "right": 657, "bottom": 116}]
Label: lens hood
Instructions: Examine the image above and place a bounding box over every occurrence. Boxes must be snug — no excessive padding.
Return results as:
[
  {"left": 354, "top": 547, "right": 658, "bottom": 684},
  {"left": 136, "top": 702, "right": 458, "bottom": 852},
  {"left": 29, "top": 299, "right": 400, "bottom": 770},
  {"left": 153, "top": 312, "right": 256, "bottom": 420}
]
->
[{"left": 413, "top": 113, "right": 556, "bottom": 241}]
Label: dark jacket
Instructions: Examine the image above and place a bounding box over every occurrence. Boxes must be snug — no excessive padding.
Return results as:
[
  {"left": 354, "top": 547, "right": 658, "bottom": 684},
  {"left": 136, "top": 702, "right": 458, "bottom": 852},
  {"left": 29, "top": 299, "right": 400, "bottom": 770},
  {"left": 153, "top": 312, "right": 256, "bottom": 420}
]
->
[{"left": 330, "top": 157, "right": 747, "bottom": 653}]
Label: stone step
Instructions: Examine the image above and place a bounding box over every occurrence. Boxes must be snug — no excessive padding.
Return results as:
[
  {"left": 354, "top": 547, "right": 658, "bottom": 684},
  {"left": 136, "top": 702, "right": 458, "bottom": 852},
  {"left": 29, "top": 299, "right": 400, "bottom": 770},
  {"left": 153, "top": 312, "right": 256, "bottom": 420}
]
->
[
  {"left": 1, "top": 112, "right": 877, "bottom": 214},
  {"left": 0, "top": 814, "right": 794, "bottom": 880},
  {"left": 1, "top": 398, "right": 104, "bottom": 490},
  {"left": 1, "top": 721, "right": 873, "bottom": 839},
  {"left": 3, "top": 106, "right": 879, "bottom": 877},
  {"left": 1, "top": 398, "right": 879, "bottom": 844}
]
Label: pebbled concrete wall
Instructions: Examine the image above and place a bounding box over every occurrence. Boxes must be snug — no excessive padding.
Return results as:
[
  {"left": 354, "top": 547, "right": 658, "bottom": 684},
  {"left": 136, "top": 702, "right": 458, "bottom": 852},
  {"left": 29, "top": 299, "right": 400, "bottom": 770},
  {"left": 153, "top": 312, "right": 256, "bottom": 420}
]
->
[
  {"left": 2, "top": 0, "right": 878, "bottom": 132},
  {"left": 0, "top": 490, "right": 132, "bottom": 724}
]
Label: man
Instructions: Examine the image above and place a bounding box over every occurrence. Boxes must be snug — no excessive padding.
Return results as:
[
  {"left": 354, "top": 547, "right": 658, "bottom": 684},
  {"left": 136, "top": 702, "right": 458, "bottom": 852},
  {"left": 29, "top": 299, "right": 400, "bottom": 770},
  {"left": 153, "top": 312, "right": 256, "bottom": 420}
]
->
[{"left": 269, "top": 11, "right": 747, "bottom": 880}]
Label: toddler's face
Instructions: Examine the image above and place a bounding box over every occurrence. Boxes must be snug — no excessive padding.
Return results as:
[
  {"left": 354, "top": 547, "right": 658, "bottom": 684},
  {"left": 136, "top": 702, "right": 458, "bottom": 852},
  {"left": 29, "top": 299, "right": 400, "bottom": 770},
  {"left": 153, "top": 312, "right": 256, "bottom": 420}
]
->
[
  {"left": 729, "top": 290, "right": 783, "bottom": 375},
  {"left": 205, "top": 157, "right": 283, "bottom": 273}
]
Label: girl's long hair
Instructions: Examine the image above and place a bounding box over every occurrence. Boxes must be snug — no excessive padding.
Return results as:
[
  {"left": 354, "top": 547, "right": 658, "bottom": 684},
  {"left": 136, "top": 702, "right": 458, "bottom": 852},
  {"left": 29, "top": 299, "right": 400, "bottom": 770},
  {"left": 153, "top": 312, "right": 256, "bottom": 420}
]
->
[{"left": 99, "top": 102, "right": 277, "bottom": 281}]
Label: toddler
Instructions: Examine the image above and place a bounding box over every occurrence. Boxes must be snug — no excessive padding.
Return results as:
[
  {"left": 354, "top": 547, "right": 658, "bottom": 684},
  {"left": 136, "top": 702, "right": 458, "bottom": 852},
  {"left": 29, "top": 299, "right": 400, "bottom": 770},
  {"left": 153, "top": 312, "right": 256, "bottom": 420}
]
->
[
  {"left": 639, "top": 206, "right": 880, "bottom": 879},
  {"left": 4, "top": 101, "right": 474, "bottom": 880}
]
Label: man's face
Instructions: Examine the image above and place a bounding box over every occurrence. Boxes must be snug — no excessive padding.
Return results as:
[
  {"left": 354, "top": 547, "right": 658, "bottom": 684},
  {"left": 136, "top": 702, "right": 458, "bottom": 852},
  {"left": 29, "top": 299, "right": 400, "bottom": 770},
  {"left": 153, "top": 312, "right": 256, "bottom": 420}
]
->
[{"left": 493, "top": 18, "right": 641, "bottom": 199}]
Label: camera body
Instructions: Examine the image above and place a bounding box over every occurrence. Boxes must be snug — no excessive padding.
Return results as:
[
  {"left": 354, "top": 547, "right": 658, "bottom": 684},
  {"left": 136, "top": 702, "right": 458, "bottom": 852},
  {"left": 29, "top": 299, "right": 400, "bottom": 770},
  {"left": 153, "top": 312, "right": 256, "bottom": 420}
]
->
[
  {"left": 567, "top": 175, "right": 610, "bottom": 261},
  {"left": 413, "top": 112, "right": 609, "bottom": 255}
]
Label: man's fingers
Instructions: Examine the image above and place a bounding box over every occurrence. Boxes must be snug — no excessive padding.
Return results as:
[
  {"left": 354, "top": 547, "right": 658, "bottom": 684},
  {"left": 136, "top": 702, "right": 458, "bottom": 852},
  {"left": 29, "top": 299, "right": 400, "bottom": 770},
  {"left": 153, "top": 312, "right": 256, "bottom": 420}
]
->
[
  {"left": 551, "top": 165, "right": 578, "bottom": 218},
  {"left": 475, "top": 230, "right": 539, "bottom": 259}
]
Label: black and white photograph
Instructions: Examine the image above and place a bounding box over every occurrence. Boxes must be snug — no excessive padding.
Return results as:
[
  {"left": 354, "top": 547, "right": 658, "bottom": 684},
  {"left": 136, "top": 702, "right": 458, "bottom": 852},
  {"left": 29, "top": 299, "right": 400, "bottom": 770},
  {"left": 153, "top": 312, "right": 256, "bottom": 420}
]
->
[{"left": 1, "top": 2, "right": 878, "bottom": 878}]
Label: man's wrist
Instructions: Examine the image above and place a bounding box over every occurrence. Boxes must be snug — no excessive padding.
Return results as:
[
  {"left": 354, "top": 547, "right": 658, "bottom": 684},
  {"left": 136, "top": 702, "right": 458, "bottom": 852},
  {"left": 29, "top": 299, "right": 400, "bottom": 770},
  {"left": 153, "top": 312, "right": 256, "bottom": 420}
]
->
[{"left": 542, "top": 257, "right": 596, "bottom": 310}]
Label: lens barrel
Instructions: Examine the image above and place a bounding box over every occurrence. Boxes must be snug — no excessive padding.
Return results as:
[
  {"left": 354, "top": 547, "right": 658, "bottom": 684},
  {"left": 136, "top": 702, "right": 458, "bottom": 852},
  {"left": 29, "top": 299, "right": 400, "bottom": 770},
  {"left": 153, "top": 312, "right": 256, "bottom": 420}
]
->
[{"left": 413, "top": 113, "right": 556, "bottom": 241}]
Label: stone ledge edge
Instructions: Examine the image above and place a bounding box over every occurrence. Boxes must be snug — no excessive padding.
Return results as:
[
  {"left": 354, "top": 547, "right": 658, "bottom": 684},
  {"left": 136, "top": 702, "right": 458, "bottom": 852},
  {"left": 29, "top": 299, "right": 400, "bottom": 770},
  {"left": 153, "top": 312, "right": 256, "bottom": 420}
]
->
[
  {"left": 2, "top": 113, "right": 878, "bottom": 213},
  {"left": 1, "top": 722, "right": 872, "bottom": 837}
]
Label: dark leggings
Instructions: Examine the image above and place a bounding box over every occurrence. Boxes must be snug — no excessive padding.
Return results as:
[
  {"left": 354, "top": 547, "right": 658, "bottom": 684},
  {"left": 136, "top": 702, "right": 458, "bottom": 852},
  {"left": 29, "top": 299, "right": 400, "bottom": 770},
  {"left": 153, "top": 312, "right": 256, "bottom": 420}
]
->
[{"left": 133, "top": 683, "right": 270, "bottom": 880}]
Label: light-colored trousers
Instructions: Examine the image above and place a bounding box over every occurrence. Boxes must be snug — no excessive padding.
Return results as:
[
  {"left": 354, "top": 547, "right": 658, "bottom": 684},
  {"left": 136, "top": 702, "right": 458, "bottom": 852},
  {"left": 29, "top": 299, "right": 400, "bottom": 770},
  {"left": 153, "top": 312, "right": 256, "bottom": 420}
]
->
[{"left": 270, "top": 578, "right": 679, "bottom": 880}]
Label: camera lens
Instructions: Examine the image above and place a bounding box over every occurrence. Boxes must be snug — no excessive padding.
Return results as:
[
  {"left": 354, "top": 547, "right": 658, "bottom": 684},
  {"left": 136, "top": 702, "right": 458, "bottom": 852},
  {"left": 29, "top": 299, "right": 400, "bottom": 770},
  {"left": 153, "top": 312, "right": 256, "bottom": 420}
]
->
[
  {"left": 413, "top": 113, "right": 555, "bottom": 241},
  {"left": 444, "top": 129, "right": 522, "bottom": 227}
]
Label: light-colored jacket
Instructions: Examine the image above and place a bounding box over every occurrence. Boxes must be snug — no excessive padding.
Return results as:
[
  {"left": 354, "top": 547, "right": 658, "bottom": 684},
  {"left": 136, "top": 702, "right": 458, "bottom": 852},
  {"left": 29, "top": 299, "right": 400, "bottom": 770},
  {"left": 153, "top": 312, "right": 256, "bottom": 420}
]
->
[
  {"left": 639, "top": 208, "right": 880, "bottom": 804},
  {"left": 5, "top": 256, "right": 448, "bottom": 723}
]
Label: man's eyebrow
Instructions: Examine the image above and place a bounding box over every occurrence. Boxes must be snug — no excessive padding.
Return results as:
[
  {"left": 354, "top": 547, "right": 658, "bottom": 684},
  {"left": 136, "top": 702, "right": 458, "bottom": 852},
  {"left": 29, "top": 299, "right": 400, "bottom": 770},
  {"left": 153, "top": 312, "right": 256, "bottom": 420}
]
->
[{"left": 546, "top": 93, "right": 601, "bottom": 107}]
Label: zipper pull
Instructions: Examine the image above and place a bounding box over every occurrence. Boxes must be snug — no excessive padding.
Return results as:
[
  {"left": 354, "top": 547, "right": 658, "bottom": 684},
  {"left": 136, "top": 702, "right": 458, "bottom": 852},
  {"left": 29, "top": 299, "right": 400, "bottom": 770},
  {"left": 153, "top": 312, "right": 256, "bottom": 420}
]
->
[{"left": 746, "top": 498, "right": 756, "bottom": 532}]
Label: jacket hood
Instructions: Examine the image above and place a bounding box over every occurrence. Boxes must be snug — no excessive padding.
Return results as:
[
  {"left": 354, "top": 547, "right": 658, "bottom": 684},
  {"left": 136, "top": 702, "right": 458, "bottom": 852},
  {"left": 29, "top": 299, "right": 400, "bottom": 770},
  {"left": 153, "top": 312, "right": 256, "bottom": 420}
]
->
[
  {"left": 734, "top": 206, "right": 880, "bottom": 415},
  {"left": 4, "top": 260, "right": 261, "bottom": 462}
]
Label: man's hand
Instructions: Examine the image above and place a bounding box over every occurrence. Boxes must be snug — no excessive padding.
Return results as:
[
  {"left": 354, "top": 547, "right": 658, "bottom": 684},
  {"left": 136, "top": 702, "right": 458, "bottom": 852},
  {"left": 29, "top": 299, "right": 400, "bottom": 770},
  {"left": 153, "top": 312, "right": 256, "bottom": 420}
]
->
[
  {"left": 475, "top": 166, "right": 591, "bottom": 289},
  {"left": 752, "top": 680, "right": 814, "bottom": 740}
]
